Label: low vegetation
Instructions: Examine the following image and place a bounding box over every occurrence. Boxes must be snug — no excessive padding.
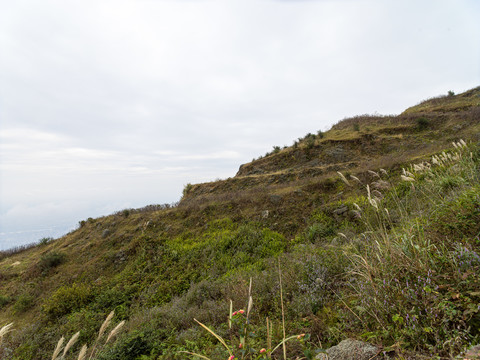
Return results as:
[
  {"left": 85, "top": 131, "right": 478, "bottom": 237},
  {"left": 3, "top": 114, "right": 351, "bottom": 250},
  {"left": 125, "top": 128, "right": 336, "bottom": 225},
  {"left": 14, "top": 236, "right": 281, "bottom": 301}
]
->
[{"left": 0, "top": 87, "right": 479, "bottom": 359}]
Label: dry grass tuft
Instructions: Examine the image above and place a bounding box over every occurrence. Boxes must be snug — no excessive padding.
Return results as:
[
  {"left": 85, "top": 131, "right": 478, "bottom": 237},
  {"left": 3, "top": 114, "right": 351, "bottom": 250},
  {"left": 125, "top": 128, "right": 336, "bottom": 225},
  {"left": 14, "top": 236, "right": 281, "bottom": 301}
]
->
[
  {"left": 0, "top": 322, "right": 14, "bottom": 339},
  {"left": 105, "top": 320, "right": 125, "bottom": 344},
  {"left": 48, "top": 310, "right": 125, "bottom": 360},
  {"left": 51, "top": 336, "right": 64, "bottom": 360}
]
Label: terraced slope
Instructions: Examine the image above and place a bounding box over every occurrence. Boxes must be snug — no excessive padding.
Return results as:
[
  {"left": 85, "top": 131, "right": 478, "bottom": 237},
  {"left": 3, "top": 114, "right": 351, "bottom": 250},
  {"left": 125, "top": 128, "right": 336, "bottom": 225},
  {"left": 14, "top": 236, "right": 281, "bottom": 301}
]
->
[{"left": 182, "top": 87, "right": 480, "bottom": 201}]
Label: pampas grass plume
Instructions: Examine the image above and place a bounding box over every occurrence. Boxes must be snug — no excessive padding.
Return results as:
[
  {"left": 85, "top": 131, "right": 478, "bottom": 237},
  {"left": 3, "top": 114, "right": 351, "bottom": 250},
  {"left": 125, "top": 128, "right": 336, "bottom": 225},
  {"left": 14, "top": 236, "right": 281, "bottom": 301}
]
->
[
  {"left": 368, "top": 170, "right": 380, "bottom": 178},
  {"left": 51, "top": 336, "right": 64, "bottom": 360},
  {"left": 77, "top": 345, "right": 88, "bottom": 360},
  {"left": 350, "top": 175, "right": 362, "bottom": 184},
  {"left": 63, "top": 331, "right": 80, "bottom": 357},
  {"left": 106, "top": 321, "right": 125, "bottom": 344},
  {"left": 0, "top": 323, "right": 14, "bottom": 338},
  {"left": 98, "top": 311, "right": 114, "bottom": 340},
  {"left": 337, "top": 171, "right": 350, "bottom": 186},
  {"left": 401, "top": 175, "right": 415, "bottom": 182}
]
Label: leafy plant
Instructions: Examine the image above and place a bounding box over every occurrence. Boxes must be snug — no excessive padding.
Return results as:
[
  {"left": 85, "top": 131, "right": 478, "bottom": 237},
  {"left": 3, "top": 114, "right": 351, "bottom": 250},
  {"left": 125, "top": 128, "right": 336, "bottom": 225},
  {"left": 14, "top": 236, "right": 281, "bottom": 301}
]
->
[
  {"left": 416, "top": 117, "right": 430, "bottom": 130},
  {"left": 183, "top": 183, "right": 194, "bottom": 198},
  {"left": 39, "top": 251, "right": 66, "bottom": 272},
  {"left": 43, "top": 283, "right": 94, "bottom": 318},
  {"left": 0, "top": 295, "right": 11, "bottom": 309},
  {"left": 51, "top": 310, "right": 125, "bottom": 360},
  {"left": 38, "top": 237, "right": 54, "bottom": 245},
  {"left": 13, "top": 293, "right": 35, "bottom": 314},
  {"left": 183, "top": 274, "right": 310, "bottom": 360}
]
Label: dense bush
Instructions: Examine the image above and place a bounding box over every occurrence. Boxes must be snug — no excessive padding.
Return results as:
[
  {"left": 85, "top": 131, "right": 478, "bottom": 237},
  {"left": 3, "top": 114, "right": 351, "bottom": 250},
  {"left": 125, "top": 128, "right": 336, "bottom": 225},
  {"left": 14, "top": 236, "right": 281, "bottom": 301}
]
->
[
  {"left": 38, "top": 237, "right": 54, "bottom": 245},
  {"left": 43, "top": 283, "right": 94, "bottom": 318},
  {"left": 0, "top": 294, "right": 11, "bottom": 308},
  {"left": 416, "top": 116, "right": 430, "bottom": 130},
  {"left": 433, "top": 187, "right": 480, "bottom": 241},
  {"left": 13, "top": 293, "right": 35, "bottom": 314},
  {"left": 39, "top": 251, "right": 66, "bottom": 272}
]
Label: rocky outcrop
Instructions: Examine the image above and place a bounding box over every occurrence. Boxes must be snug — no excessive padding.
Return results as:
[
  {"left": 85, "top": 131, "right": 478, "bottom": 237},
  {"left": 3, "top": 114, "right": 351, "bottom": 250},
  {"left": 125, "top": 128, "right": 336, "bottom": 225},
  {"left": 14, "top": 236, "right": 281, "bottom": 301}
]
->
[
  {"left": 315, "top": 338, "right": 380, "bottom": 360},
  {"left": 458, "top": 344, "right": 480, "bottom": 360}
]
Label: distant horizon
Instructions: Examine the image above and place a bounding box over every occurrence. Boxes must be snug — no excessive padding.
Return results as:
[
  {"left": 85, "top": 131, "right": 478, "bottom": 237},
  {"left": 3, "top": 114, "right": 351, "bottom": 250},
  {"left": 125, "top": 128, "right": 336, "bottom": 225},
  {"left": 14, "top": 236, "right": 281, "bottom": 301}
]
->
[{"left": 0, "top": 197, "right": 184, "bottom": 251}]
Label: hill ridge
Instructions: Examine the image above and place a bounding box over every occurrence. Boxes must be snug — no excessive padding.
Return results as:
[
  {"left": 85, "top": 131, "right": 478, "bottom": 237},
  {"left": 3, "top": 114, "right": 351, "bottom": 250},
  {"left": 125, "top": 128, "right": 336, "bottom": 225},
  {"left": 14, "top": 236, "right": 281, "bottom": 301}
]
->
[{"left": 0, "top": 86, "right": 479, "bottom": 360}]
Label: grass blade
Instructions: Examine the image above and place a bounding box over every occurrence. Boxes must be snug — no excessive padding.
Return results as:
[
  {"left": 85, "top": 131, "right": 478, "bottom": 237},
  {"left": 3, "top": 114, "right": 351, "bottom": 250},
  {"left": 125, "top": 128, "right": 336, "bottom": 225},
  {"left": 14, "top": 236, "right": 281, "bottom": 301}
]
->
[
  {"left": 178, "top": 351, "right": 212, "bottom": 360},
  {"left": 194, "top": 318, "right": 232, "bottom": 357}
]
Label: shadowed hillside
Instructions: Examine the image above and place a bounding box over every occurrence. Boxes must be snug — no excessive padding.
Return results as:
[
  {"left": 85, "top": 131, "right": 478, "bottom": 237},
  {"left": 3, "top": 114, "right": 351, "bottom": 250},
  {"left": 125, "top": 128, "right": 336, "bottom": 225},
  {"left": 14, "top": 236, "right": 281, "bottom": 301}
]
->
[{"left": 1, "top": 87, "right": 479, "bottom": 360}]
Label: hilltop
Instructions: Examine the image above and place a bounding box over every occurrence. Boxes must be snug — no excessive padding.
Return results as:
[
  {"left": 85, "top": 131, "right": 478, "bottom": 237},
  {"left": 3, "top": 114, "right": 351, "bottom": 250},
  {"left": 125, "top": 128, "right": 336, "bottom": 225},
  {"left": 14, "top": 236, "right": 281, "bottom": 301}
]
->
[{"left": 0, "top": 87, "right": 479, "bottom": 359}]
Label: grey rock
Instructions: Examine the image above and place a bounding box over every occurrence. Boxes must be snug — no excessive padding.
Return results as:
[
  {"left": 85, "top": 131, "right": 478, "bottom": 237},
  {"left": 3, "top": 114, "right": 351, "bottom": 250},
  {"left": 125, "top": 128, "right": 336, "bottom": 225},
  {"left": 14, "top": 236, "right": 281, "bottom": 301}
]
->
[
  {"left": 333, "top": 206, "right": 348, "bottom": 215},
  {"left": 270, "top": 195, "right": 282, "bottom": 204},
  {"left": 261, "top": 210, "right": 269, "bottom": 219},
  {"left": 350, "top": 210, "right": 362, "bottom": 219},
  {"left": 459, "top": 344, "right": 480, "bottom": 359},
  {"left": 315, "top": 339, "right": 380, "bottom": 360},
  {"left": 325, "top": 146, "right": 349, "bottom": 162}
]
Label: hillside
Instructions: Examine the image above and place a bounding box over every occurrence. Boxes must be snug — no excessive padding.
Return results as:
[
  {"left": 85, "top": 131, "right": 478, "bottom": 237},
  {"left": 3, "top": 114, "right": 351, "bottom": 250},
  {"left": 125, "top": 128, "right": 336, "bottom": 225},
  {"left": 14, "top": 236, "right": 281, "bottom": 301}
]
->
[{"left": 0, "top": 87, "right": 479, "bottom": 360}]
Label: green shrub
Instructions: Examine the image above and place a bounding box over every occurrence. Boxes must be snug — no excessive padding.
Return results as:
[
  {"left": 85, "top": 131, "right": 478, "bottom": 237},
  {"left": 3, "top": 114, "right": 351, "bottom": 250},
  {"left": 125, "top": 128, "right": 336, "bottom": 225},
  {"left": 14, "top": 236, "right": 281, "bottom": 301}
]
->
[
  {"left": 39, "top": 251, "right": 66, "bottom": 272},
  {"left": 208, "top": 226, "right": 287, "bottom": 275},
  {"left": 0, "top": 294, "right": 11, "bottom": 308},
  {"left": 13, "top": 293, "right": 35, "bottom": 313},
  {"left": 96, "top": 331, "right": 152, "bottom": 360},
  {"left": 438, "top": 175, "right": 464, "bottom": 191},
  {"left": 92, "top": 286, "right": 134, "bottom": 316},
  {"left": 38, "top": 237, "right": 54, "bottom": 245},
  {"left": 433, "top": 187, "right": 480, "bottom": 241},
  {"left": 43, "top": 283, "right": 94, "bottom": 318},
  {"left": 416, "top": 117, "right": 430, "bottom": 130},
  {"left": 305, "top": 210, "right": 337, "bottom": 243},
  {"left": 184, "top": 279, "right": 223, "bottom": 308},
  {"left": 305, "top": 137, "right": 315, "bottom": 150},
  {"left": 182, "top": 183, "right": 193, "bottom": 198},
  {"left": 305, "top": 223, "right": 336, "bottom": 243}
]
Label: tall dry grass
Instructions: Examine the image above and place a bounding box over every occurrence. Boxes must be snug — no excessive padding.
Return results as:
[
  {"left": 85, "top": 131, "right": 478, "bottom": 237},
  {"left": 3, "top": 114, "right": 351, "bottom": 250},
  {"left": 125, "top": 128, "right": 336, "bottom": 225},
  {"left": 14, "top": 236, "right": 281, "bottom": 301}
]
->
[
  {"left": 182, "top": 271, "right": 307, "bottom": 360},
  {"left": 339, "top": 139, "right": 480, "bottom": 355},
  {"left": 50, "top": 310, "right": 124, "bottom": 360}
]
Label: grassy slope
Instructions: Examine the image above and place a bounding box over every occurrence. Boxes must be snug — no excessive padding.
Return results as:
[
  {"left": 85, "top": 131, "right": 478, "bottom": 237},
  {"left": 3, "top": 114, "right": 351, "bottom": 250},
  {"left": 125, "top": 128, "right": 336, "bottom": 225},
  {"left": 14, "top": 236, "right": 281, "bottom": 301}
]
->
[{"left": 0, "top": 87, "right": 479, "bottom": 359}]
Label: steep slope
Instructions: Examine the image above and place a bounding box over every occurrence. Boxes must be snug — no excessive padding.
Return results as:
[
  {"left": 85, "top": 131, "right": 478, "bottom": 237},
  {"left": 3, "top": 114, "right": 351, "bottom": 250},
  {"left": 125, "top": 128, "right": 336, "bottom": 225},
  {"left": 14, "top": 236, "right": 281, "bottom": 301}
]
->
[
  {"left": 0, "top": 87, "right": 479, "bottom": 360},
  {"left": 182, "top": 87, "right": 480, "bottom": 202}
]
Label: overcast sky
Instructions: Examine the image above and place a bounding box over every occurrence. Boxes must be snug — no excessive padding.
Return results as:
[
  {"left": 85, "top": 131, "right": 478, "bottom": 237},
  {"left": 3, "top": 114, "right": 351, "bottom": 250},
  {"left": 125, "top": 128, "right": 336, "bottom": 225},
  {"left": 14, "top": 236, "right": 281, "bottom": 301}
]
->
[{"left": 0, "top": 0, "right": 479, "bottom": 249}]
